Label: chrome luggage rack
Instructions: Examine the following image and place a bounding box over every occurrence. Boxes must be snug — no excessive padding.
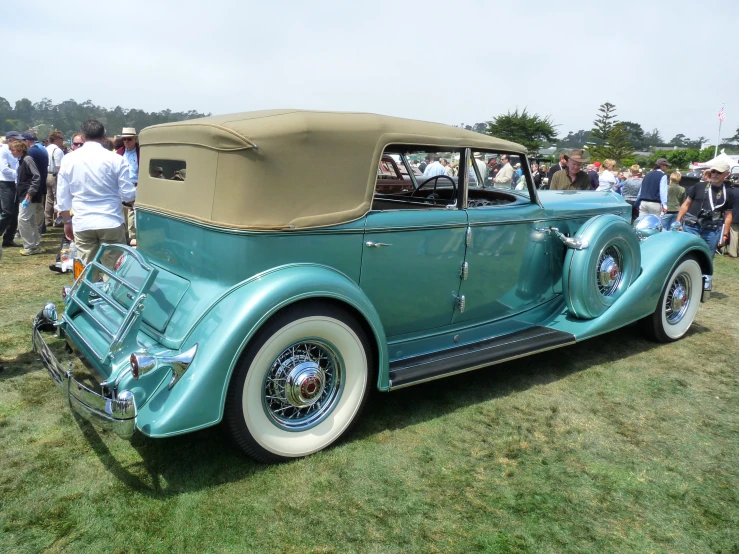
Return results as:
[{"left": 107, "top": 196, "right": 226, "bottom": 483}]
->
[{"left": 63, "top": 243, "right": 159, "bottom": 366}]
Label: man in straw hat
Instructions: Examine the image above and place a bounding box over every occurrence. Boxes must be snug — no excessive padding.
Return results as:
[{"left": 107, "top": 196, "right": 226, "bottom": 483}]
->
[
  {"left": 550, "top": 149, "right": 591, "bottom": 191},
  {"left": 116, "top": 127, "right": 140, "bottom": 246}
]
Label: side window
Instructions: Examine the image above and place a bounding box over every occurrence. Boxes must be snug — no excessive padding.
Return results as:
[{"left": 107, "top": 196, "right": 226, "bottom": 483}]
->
[
  {"left": 372, "top": 147, "right": 460, "bottom": 211},
  {"left": 149, "top": 159, "right": 186, "bottom": 180},
  {"left": 467, "top": 150, "right": 531, "bottom": 208}
]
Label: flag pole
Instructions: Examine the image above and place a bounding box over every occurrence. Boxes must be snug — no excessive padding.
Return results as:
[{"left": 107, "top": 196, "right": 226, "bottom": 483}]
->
[{"left": 715, "top": 104, "right": 724, "bottom": 158}]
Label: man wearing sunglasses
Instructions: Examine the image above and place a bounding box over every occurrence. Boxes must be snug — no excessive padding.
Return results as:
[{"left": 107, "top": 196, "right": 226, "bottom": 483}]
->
[
  {"left": 116, "top": 128, "right": 139, "bottom": 246},
  {"left": 676, "top": 160, "right": 734, "bottom": 258}
]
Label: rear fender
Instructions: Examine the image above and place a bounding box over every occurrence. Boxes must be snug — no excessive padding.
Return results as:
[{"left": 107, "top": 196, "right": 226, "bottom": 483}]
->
[
  {"left": 553, "top": 231, "right": 712, "bottom": 340},
  {"left": 135, "top": 264, "right": 388, "bottom": 437}
]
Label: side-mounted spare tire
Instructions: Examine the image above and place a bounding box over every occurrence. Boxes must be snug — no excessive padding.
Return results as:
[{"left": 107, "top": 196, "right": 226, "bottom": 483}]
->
[{"left": 563, "top": 214, "right": 641, "bottom": 320}]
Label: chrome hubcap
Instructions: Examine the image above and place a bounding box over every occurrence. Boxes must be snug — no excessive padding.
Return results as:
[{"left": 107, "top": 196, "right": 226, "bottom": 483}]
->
[
  {"left": 263, "top": 340, "right": 342, "bottom": 430},
  {"left": 597, "top": 246, "right": 623, "bottom": 296},
  {"left": 285, "top": 362, "right": 326, "bottom": 408},
  {"left": 666, "top": 273, "right": 691, "bottom": 324}
]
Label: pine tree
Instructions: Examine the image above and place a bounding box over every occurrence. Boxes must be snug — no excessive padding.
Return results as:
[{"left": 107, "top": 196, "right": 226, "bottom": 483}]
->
[
  {"left": 590, "top": 102, "right": 617, "bottom": 143},
  {"left": 601, "top": 124, "right": 633, "bottom": 163},
  {"left": 589, "top": 102, "right": 618, "bottom": 160}
]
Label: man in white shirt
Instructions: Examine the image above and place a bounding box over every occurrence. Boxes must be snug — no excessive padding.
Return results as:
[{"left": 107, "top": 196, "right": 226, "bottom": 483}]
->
[
  {"left": 422, "top": 154, "right": 447, "bottom": 177},
  {"left": 493, "top": 154, "right": 514, "bottom": 188},
  {"left": 45, "top": 130, "right": 64, "bottom": 227},
  {"left": 0, "top": 132, "right": 22, "bottom": 248},
  {"left": 56, "top": 120, "right": 135, "bottom": 265}
]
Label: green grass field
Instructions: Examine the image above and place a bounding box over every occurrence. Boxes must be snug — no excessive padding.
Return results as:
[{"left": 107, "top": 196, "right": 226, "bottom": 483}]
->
[{"left": 1, "top": 228, "right": 738, "bottom": 554}]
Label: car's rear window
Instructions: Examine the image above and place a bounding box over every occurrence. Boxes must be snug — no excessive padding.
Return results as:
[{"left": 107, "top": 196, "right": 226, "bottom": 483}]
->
[{"left": 149, "top": 159, "right": 186, "bottom": 181}]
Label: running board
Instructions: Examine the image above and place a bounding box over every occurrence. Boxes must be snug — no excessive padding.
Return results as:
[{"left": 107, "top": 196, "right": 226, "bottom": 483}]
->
[{"left": 388, "top": 326, "right": 576, "bottom": 389}]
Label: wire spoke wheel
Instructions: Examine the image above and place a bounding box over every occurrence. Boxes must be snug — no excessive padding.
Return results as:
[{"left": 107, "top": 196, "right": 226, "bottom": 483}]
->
[
  {"left": 643, "top": 256, "right": 702, "bottom": 343},
  {"left": 225, "top": 302, "right": 372, "bottom": 462},
  {"left": 664, "top": 273, "right": 692, "bottom": 325},
  {"left": 263, "top": 340, "right": 343, "bottom": 430}
]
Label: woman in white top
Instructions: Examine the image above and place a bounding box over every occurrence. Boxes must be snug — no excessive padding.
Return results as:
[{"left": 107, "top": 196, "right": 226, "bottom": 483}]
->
[{"left": 596, "top": 159, "right": 618, "bottom": 192}]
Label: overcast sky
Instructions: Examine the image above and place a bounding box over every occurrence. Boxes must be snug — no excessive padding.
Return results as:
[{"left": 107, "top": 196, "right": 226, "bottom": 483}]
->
[{"left": 3, "top": 0, "right": 737, "bottom": 143}]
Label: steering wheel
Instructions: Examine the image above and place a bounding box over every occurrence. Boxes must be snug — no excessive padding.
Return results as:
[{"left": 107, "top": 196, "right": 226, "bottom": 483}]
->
[{"left": 410, "top": 175, "right": 457, "bottom": 203}]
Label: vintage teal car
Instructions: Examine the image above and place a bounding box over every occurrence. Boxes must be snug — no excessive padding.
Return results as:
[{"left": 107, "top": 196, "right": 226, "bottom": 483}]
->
[{"left": 33, "top": 110, "right": 713, "bottom": 462}]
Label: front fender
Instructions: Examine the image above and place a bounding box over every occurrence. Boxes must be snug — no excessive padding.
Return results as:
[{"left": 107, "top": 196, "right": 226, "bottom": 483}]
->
[
  {"left": 135, "top": 264, "right": 388, "bottom": 438},
  {"left": 549, "top": 231, "right": 712, "bottom": 340}
]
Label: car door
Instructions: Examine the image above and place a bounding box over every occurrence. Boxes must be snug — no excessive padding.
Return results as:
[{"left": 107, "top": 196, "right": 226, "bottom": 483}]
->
[
  {"left": 453, "top": 151, "right": 556, "bottom": 325},
  {"left": 361, "top": 209, "right": 468, "bottom": 337},
  {"left": 360, "top": 150, "right": 467, "bottom": 338}
]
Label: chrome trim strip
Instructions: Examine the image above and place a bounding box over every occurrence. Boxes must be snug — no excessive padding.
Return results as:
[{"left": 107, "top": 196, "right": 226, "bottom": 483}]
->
[
  {"left": 366, "top": 223, "right": 470, "bottom": 233},
  {"left": 388, "top": 340, "right": 577, "bottom": 390}
]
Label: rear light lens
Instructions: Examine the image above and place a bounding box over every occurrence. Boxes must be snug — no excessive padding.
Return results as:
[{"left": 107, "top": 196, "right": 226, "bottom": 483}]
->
[
  {"left": 73, "top": 259, "right": 84, "bottom": 280},
  {"left": 130, "top": 353, "right": 139, "bottom": 379},
  {"left": 114, "top": 253, "right": 127, "bottom": 271}
]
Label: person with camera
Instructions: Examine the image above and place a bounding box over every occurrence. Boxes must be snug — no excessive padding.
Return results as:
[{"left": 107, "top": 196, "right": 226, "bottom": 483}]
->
[{"left": 676, "top": 160, "right": 733, "bottom": 258}]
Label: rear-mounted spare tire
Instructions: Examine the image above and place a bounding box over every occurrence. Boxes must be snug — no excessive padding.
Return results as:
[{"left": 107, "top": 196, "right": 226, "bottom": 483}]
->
[{"left": 563, "top": 214, "right": 641, "bottom": 320}]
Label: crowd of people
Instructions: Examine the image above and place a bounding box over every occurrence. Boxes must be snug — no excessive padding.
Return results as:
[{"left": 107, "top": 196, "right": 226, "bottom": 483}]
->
[
  {"left": 0, "top": 120, "right": 139, "bottom": 266},
  {"left": 542, "top": 148, "right": 737, "bottom": 259},
  {"left": 1, "top": 125, "right": 737, "bottom": 270},
  {"left": 407, "top": 148, "right": 737, "bottom": 261}
]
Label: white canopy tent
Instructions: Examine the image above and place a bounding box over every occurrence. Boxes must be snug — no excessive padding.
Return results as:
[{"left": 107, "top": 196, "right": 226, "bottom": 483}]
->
[{"left": 690, "top": 150, "right": 739, "bottom": 171}]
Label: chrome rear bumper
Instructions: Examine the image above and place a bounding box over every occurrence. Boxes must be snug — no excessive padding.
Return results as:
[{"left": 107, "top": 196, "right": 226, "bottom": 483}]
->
[{"left": 32, "top": 305, "right": 137, "bottom": 439}]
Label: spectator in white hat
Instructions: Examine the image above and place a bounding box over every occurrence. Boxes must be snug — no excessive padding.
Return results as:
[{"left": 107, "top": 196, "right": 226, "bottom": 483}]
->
[
  {"left": 116, "top": 127, "right": 139, "bottom": 245},
  {"left": 677, "top": 160, "right": 734, "bottom": 258}
]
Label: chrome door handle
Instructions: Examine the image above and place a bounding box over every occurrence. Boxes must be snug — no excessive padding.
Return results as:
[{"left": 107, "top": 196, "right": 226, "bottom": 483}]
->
[{"left": 365, "top": 241, "right": 392, "bottom": 248}]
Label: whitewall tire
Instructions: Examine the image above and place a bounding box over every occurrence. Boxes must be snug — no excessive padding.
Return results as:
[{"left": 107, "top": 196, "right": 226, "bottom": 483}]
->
[
  {"left": 226, "top": 302, "right": 373, "bottom": 462},
  {"left": 643, "top": 256, "right": 702, "bottom": 342}
]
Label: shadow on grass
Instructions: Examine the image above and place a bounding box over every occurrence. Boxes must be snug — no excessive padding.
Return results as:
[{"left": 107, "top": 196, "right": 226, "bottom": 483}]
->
[
  {"left": 67, "top": 320, "right": 710, "bottom": 496},
  {"left": 0, "top": 340, "right": 68, "bottom": 380},
  {"left": 74, "top": 416, "right": 268, "bottom": 497}
]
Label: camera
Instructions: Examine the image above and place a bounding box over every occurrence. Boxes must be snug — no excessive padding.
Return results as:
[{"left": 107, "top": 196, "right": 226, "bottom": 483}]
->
[{"left": 698, "top": 209, "right": 716, "bottom": 221}]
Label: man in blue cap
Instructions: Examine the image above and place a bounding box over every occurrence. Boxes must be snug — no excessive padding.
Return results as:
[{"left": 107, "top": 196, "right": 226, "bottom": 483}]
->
[
  {"left": 22, "top": 132, "right": 49, "bottom": 234},
  {"left": 0, "top": 131, "right": 22, "bottom": 247}
]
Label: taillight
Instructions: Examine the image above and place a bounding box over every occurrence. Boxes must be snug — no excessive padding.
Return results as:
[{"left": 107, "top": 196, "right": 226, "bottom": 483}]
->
[
  {"left": 114, "top": 253, "right": 127, "bottom": 271},
  {"left": 73, "top": 259, "right": 84, "bottom": 280}
]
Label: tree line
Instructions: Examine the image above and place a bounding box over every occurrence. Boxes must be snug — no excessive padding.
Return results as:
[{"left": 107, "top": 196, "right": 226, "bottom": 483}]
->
[
  {"left": 0, "top": 97, "right": 209, "bottom": 141},
  {"left": 460, "top": 102, "right": 739, "bottom": 168}
]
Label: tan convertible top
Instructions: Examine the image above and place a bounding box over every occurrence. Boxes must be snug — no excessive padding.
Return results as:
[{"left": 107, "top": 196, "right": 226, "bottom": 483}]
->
[{"left": 137, "top": 110, "right": 526, "bottom": 230}]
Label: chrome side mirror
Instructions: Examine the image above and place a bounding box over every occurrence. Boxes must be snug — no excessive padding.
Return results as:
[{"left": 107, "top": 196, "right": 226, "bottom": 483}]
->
[{"left": 633, "top": 214, "right": 662, "bottom": 240}]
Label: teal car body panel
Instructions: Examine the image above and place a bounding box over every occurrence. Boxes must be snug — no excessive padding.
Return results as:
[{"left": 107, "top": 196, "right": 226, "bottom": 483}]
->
[
  {"left": 544, "top": 230, "right": 712, "bottom": 339},
  {"left": 131, "top": 262, "right": 389, "bottom": 437}
]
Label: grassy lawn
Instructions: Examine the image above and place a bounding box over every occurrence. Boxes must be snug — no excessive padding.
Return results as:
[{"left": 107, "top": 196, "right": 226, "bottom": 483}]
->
[{"left": 1, "top": 228, "right": 738, "bottom": 554}]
